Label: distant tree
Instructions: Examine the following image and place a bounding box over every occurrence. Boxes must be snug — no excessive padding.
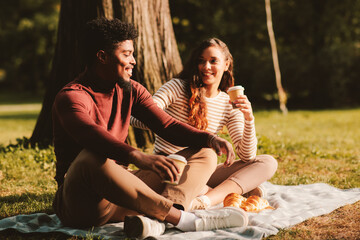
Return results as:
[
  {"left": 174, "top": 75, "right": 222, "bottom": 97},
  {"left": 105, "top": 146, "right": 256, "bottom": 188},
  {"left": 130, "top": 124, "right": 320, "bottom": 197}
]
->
[
  {"left": 30, "top": 0, "right": 182, "bottom": 148},
  {"left": 265, "top": 0, "right": 287, "bottom": 114}
]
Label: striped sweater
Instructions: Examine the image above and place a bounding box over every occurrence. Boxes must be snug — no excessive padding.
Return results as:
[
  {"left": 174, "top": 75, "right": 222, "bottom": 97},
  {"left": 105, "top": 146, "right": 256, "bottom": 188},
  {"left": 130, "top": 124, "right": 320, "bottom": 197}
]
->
[{"left": 130, "top": 78, "right": 257, "bottom": 161}]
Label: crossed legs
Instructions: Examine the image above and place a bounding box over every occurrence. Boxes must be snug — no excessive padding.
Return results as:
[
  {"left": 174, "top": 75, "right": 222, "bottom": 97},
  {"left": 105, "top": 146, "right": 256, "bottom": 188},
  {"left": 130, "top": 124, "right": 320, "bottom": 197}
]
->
[
  {"left": 53, "top": 147, "right": 218, "bottom": 227},
  {"left": 202, "top": 155, "right": 278, "bottom": 206}
]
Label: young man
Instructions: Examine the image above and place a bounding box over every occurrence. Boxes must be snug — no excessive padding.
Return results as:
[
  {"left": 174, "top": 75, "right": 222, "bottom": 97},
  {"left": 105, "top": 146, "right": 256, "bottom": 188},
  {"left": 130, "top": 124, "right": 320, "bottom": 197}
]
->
[{"left": 52, "top": 18, "right": 248, "bottom": 239}]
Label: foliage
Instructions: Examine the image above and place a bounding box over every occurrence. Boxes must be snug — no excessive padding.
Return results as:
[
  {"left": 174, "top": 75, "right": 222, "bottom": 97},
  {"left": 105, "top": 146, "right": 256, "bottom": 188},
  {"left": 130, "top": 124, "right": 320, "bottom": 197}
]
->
[
  {"left": 1, "top": 0, "right": 360, "bottom": 109},
  {"left": 170, "top": 0, "right": 360, "bottom": 108},
  {"left": 0, "top": 0, "right": 60, "bottom": 93}
]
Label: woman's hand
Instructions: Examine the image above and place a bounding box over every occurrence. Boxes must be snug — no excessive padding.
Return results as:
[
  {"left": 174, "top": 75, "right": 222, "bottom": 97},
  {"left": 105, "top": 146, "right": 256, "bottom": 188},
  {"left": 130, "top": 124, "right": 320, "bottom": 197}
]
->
[
  {"left": 208, "top": 135, "right": 236, "bottom": 167},
  {"left": 230, "top": 95, "right": 254, "bottom": 121}
]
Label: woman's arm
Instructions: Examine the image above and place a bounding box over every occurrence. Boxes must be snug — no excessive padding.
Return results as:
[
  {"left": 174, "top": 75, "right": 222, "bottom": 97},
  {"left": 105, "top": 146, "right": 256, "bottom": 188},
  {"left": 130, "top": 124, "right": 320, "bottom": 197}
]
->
[{"left": 226, "top": 109, "right": 257, "bottom": 161}]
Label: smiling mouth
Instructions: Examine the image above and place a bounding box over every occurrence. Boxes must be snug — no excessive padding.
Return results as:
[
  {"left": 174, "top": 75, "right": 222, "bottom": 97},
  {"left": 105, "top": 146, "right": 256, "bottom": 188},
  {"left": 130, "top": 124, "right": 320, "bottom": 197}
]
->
[
  {"left": 202, "top": 72, "right": 213, "bottom": 77},
  {"left": 126, "top": 67, "right": 133, "bottom": 76}
]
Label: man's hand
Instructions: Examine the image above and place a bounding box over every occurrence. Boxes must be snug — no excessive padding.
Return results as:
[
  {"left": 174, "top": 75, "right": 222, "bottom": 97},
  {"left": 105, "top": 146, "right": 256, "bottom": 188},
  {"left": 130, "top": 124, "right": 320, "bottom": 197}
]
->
[
  {"left": 129, "top": 150, "right": 181, "bottom": 183},
  {"left": 208, "top": 135, "right": 236, "bottom": 167}
]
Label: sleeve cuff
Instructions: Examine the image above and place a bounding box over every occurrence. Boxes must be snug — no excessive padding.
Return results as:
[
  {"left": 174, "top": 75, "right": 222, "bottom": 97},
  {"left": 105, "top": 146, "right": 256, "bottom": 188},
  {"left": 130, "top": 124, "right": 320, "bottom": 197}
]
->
[{"left": 245, "top": 118, "right": 255, "bottom": 125}]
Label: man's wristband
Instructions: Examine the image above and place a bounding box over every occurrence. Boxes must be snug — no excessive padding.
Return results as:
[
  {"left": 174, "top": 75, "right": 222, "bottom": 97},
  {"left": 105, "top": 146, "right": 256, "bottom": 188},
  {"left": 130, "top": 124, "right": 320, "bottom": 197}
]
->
[{"left": 207, "top": 134, "right": 217, "bottom": 147}]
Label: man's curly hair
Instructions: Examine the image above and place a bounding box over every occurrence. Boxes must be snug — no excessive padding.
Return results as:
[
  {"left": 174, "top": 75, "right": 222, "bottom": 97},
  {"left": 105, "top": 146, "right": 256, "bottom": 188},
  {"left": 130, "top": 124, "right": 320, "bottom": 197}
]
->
[{"left": 82, "top": 18, "right": 138, "bottom": 66}]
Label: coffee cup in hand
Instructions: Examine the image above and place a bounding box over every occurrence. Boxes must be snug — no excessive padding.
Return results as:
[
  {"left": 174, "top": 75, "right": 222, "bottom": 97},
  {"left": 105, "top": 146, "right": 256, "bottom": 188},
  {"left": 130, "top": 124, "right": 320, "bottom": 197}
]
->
[
  {"left": 163, "top": 154, "right": 187, "bottom": 185},
  {"left": 227, "top": 86, "right": 244, "bottom": 109}
]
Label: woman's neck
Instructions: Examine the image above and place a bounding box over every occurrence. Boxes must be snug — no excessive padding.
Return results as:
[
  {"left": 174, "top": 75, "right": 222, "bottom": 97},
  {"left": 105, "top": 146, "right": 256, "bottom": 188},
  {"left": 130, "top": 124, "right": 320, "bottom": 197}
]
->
[{"left": 204, "top": 84, "right": 220, "bottom": 98}]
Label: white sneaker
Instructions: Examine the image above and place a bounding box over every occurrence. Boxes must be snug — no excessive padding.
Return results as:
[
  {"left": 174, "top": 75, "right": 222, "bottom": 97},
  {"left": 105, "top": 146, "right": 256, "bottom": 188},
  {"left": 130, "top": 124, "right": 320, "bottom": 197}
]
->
[
  {"left": 193, "top": 207, "right": 248, "bottom": 231},
  {"left": 189, "top": 195, "right": 211, "bottom": 211},
  {"left": 124, "top": 215, "right": 166, "bottom": 239},
  {"left": 243, "top": 184, "right": 266, "bottom": 198}
]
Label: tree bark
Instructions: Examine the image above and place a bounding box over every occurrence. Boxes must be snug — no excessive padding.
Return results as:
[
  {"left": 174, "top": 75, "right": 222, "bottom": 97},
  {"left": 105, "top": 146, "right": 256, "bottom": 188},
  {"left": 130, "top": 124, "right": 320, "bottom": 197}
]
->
[
  {"left": 30, "top": 0, "right": 182, "bottom": 149},
  {"left": 265, "top": 0, "right": 288, "bottom": 114}
]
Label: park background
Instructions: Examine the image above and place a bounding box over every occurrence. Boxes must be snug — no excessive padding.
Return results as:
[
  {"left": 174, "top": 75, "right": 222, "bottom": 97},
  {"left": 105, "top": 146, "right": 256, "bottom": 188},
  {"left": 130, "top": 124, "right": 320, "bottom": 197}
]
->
[{"left": 0, "top": 0, "right": 359, "bottom": 239}]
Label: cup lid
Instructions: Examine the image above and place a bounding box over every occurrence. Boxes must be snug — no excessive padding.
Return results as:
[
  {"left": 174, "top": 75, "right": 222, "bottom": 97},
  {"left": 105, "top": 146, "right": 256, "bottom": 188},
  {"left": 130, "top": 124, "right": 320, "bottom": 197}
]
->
[
  {"left": 227, "top": 86, "right": 244, "bottom": 92},
  {"left": 167, "top": 154, "right": 187, "bottom": 163}
]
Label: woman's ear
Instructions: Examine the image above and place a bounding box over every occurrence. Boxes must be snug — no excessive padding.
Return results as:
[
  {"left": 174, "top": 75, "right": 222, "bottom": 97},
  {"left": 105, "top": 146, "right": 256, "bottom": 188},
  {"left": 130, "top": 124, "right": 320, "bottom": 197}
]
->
[
  {"left": 96, "top": 50, "right": 107, "bottom": 64},
  {"left": 224, "top": 60, "right": 230, "bottom": 71}
]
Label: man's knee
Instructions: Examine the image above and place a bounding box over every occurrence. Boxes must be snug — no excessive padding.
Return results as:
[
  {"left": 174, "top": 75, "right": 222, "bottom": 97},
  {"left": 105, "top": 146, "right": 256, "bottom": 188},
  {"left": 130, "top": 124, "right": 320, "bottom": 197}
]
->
[
  {"left": 65, "top": 149, "right": 107, "bottom": 183},
  {"left": 192, "top": 148, "right": 218, "bottom": 170},
  {"left": 74, "top": 149, "right": 106, "bottom": 169}
]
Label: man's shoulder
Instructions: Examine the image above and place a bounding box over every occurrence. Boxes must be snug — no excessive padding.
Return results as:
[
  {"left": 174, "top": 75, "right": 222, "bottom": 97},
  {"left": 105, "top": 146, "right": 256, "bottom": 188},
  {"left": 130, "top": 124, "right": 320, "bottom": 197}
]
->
[
  {"left": 130, "top": 79, "right": 151, "bottom": 96},
  {"left": 130, "top": 79, "right": 146, "bottom": 90},
  {"left": 55, "top": 81, "right": 91, "bottom": 105}
]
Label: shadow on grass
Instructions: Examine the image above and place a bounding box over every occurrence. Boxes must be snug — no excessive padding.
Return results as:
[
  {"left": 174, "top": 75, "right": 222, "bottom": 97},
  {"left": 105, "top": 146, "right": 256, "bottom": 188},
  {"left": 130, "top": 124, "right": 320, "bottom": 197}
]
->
[
  {"left": 0, "top": 192, "right": 55, "bottom": 219},
  {"left": 0, "top": 228, "right": 72, "bottom": 240},
  {"left": 0, "top": 113, "right": 39, "bottom": 120}
]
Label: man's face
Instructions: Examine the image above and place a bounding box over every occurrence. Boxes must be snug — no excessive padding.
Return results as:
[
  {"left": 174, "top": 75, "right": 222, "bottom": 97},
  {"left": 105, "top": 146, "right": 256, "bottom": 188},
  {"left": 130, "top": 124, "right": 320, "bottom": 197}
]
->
[{"left": 105, "top": 40, "right": 136, "bottom": 84}]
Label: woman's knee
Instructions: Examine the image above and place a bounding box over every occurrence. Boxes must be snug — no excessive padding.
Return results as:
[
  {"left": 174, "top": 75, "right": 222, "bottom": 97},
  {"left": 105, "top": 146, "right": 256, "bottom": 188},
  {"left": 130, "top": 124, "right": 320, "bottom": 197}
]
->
[{"left": 257, "top": 154, "right": 278, "bottom": 177}]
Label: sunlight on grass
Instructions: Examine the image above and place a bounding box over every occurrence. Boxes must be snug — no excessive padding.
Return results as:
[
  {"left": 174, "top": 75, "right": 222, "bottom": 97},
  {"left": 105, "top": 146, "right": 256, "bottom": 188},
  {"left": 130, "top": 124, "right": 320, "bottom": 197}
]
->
[
  {"left": 254, "top": 109, "right": 360, "bottom": 188},
  {"left": 0, "top": 104, "right": 41, "bottom": 145},
  {"left": 218, "top": 109, "right": 360, "bottom": 188},
  {"left": 0, "top": 103, "right": 359, "bottom": 239}
]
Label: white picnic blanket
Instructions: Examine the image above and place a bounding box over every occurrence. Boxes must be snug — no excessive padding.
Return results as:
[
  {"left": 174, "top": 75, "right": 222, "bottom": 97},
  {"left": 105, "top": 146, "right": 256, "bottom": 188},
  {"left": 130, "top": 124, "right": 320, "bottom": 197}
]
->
[{"left": 1, "top": 182, "right": 359, "bottom": 239}]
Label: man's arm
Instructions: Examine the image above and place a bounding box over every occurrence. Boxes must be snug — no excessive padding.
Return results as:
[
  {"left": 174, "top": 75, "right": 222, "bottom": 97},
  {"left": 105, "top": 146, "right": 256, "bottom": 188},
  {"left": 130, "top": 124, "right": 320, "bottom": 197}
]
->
[
  {"left": 54, "top": 90, "right": 136, "bottom": 165},
  {"left": 131, "top": 82, "right": 236, "bottom": 165}
]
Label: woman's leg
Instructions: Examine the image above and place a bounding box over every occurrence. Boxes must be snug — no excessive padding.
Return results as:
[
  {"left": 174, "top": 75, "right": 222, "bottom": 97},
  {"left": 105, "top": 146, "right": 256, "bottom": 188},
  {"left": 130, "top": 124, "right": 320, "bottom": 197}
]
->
[{"left": 204, "top": 155, "right": 278, "bottom": 206}]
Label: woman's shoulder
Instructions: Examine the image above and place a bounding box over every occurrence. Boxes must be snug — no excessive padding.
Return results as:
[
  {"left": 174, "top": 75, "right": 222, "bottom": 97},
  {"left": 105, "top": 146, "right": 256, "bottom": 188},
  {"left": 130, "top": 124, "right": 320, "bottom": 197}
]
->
[
  {"left": 167, "top": 78, "right": 187, "bottom": 87},
  {"left": 162, "top": 78, "right": 187, "bottom": 93},
  {"left": 211, "top": 91, "right": 230, "bottom": 103}
]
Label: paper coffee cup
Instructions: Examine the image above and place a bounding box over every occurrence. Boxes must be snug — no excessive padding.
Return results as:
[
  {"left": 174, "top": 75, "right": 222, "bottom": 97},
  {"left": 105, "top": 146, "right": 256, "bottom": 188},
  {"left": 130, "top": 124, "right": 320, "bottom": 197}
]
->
[
  {"left": 227, "top": 86, "right": 244, "bottom": 108},
  {"left": 163, "top": 154, "right": 187, "bottom": 185}
]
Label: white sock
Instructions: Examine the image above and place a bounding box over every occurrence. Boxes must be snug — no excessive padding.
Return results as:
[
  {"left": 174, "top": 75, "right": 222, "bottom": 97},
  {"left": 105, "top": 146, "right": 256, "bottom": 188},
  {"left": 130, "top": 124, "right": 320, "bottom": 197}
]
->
[
  {"left": 198, "top": 195, "right": 211, "bottom": 207},
  {"left": 175, "top": 210, "right": 200, "bottom": 231}
]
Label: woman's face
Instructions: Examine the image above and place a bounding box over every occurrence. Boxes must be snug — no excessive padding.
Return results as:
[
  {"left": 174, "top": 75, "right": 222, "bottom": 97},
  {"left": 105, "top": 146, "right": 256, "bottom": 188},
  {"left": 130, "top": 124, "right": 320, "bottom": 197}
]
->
[{"left": 198, "top": 46, "right": 229, "bottom": 89}]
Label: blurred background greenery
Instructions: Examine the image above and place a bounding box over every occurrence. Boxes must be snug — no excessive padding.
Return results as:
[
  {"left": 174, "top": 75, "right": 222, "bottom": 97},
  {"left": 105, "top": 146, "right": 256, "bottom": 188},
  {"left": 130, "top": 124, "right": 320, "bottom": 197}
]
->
[{"left": 0, "top": 0, "right": 359, "bottom": 109}]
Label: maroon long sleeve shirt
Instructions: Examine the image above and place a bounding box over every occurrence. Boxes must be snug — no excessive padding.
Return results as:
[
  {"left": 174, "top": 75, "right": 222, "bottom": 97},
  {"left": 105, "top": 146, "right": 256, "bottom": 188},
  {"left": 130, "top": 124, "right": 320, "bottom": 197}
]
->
[{"left": 52, "top": 73, "right": 211, "bottom": 186}]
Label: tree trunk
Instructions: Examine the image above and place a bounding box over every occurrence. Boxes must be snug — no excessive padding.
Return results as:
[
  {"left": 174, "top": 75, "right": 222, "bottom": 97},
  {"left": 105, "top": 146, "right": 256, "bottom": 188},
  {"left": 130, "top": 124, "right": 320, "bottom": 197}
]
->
[
  {"left": 115, "top": 0, "right": 183, "bottom": 149},
  {"left": 265, "top": 0, "right": 288, "bottom": 114},
  {"left": 30, "top": 0, "right": 182, "bottom": 149}
]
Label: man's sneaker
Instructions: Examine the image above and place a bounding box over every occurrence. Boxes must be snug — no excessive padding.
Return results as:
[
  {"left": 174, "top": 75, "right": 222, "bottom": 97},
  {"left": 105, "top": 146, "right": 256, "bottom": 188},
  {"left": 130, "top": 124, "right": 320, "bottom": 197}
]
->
[
  {"left": 243, "top": 184, "right": 266, "bottom": 198},
  {"left": 124, "top": 215, "right": 165, "bottom": 239},
  {"left": 193, "top": 207, "right": 248, "bottom": 231},
  {"left": 189, "top": 195, "right": 211, "bottom": 211}
]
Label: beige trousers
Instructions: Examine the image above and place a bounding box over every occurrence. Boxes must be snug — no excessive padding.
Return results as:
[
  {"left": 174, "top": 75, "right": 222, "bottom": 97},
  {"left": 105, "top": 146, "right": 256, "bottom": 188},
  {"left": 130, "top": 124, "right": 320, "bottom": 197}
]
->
[{"left": 53, "top": 147, "right": 217, "bottom": 228}]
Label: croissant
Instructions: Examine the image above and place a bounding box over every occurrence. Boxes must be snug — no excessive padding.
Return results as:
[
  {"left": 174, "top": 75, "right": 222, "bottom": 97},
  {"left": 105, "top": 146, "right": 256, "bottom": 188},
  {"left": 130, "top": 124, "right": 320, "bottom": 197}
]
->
[
  {"left": 223, "top": 193, "right": 247, "bottom": 208},
  {"left": 241, "top": 195, "right": 275, "bottom": 212}
]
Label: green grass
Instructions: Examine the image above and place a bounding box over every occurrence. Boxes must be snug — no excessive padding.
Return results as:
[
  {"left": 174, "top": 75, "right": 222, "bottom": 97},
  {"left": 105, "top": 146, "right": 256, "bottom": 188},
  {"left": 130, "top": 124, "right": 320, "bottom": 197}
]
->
[
  {"left": 0, "top": 96, "right": 359, "bottom": 239},
  {"left": 0, "top": 91, "right": 42, "bottom": 146}
]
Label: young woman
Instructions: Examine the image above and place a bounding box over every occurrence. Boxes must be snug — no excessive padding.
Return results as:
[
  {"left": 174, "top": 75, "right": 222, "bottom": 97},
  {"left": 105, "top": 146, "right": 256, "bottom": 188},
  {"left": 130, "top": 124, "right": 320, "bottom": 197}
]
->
[{"left": 131, "top": 38, "right": 277, "bottom": 210}]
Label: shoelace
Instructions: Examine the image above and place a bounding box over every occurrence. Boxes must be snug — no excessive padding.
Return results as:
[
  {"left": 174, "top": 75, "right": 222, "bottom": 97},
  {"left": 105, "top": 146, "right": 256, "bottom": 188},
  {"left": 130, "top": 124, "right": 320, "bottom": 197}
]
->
[{"left": 201, "top": 214, "right": 231, "bottom": 229}]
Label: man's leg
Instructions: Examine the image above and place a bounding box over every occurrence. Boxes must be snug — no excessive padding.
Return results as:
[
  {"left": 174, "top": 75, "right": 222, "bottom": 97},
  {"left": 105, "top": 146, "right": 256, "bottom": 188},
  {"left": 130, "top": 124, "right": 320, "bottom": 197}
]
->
[
  {"left": 161, "top": 148, "right": 218, "bottom": 211},
  {"left": 53, "top": 149, "right": 173, "bottom": 228}
]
